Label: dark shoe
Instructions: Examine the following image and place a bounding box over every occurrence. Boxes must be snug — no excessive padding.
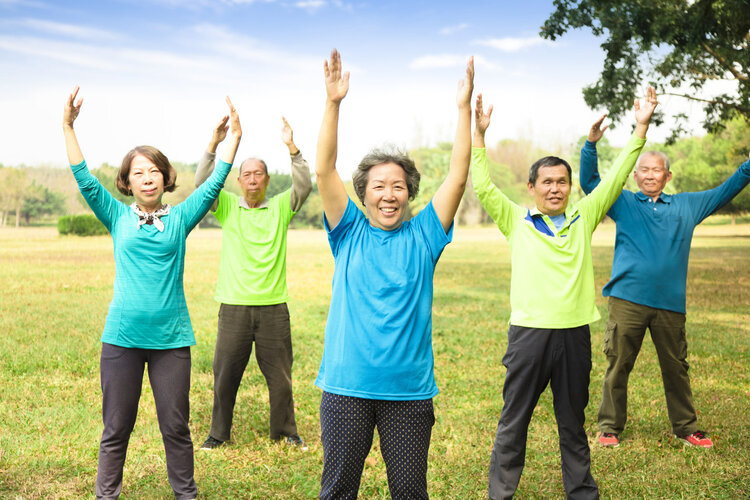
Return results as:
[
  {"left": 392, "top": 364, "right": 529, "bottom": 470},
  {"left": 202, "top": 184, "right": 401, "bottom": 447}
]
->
[
  {"left": 598, "top": 432, "right": 619, "bottom": 447},
  {"left": 200, "top": 435, "right": 224, "bottom": 450},
  {"left": 284, "top": 434, "right": 309, "bottom": 452},
  {"left": 677, "top": 430, "right": 713, "bottom": 448}
]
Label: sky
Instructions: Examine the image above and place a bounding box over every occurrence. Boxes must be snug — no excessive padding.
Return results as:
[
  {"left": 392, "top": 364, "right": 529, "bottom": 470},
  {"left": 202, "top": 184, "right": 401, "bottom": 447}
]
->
[{"left": 0, "top": 0, "right": 712, "bottom": 176}]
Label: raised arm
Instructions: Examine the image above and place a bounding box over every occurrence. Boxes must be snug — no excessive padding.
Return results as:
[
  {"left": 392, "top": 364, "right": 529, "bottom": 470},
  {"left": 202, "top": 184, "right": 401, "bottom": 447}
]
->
[
  {"left": 220, "top": 96, "right": 242, "bottom": 166},
  {"left": 315, "top": 49, "right": 350, "bottom": 229},
  {"left": 63, "top": 85, "right": 84, "bottom": 166},
  {"left": 579, "top": 113, "right": 608, "bottom": 194},
  {"left": 432, "top": 57, "right": 474, "bottom": 232},
  {"left": 282, "top": 116, "right": 313, "bottom": 212},
  {"left": 470, "top": 93, "right": 518, "bottom": 234},
  {"left": 580, "top": 88, "right": 657, "bottom": 222},
  {"left": 194, "top": 112, "right": 229, "bottom": 187}
]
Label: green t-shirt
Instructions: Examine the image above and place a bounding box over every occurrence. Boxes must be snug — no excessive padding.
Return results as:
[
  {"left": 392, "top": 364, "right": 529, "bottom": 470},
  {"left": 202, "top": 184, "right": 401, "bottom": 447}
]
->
[
  {"left": 214, "top": 189, "right": 295, "bottom": 305},
  {"left": 471, "top": 133, "right": 646, "bottom": 328}
]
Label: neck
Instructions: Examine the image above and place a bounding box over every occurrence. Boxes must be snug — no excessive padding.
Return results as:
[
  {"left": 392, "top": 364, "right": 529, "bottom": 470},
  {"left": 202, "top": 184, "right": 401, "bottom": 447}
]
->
[
  {"left": 137, "top": 201, "right": 163, "bottom": 213},
  {"left": 244, "top": 196, "right": 264, "bottom": 208}
]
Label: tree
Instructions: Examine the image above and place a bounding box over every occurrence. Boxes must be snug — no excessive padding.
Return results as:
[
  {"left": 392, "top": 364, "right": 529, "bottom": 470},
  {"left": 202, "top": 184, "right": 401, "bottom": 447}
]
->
[
  {"left": 21, "top": 182, "right": 67, "bottom": 225},
  {"left": 541, "top": 0, "right": 750, "bottom": 142},
  {"left": 0, "top": 167, "right": 30, "bottom": 227}
]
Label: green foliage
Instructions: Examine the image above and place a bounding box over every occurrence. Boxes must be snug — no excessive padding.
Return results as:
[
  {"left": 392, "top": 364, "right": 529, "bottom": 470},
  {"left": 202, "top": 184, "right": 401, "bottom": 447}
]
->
[
  {"left": 21, "top": 182, "right": 67, "bottom": 224},
  {"left": 57, "top": 214, "right": 108, "bottom": 236},
  {"left": 541, "top": 0, "right": 750, "bottom": 142}
]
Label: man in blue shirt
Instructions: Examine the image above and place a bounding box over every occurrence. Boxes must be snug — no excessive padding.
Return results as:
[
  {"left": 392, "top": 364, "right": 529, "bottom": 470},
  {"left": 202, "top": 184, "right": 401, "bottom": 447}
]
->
[{"left": 580, "top": 116, "right": 750, "bottom": 449}]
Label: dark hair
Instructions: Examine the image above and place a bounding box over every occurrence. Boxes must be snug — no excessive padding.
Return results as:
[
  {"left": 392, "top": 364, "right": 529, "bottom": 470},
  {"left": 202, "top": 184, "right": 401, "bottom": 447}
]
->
[
  {"left": 239, "top": 158, "right": 268, "bottom": 176},
  {"left": 352, "top": 146, "right": 420, "bottom": 204},
  {"left": 116, "top": 146, "right": 177, "bottom": 196},
  {"left": 528, "top": 156, "right": 572, "bottom": 185}
]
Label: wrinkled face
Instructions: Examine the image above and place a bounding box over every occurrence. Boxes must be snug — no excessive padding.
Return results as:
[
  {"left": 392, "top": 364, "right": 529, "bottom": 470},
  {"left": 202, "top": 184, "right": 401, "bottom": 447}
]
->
[
  {"left": 528, "top": 164, "right": 571, "bottom": 216},
  {"left": 128, "top": 154, "right": 164, "bottom": 211},
  {"left": 238, "top": 159, "right": 269, "bottom": 207},
  {"left": 364, "top": 162, "right": 409, "bottom": 231},
  {"left": 634, "top": 154, "right": 671, "bottom": 198}
]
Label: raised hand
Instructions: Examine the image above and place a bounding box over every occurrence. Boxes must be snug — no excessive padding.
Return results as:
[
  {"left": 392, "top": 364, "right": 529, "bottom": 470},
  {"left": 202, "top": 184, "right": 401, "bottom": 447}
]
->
[
  {"left": 474, "top": 93, "right": 493, "bottom": 137},
  {"left": 281, "top": 116, "right": 294, "bottom": 146},
  {"left": 634, "top": 86, "right": 658, "bottom": 125},
  {"left": 587, "top": 113, "right": 608, "bottom": 143},
  {"left": 64, "top": 85, "right": 83, "bottom": 129},
  {"left": 226, "top": 96, "right": 241, "bottom": 140},
  {"left": 457, "top": 56, "right": 474, "bottom": 108},
  {"left": 324, "top": 49, "right": 349, "bottom": 104}
]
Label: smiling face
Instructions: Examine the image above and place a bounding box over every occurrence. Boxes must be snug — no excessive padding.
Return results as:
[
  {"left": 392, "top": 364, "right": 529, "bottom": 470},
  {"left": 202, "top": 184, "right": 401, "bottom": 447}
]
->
[
  {"left": 528, "top": 164, "right": 571, "bottom": 216},
  {"left": 238, "top": 159, "right": 270, "bottom": 208},
  {"left": 634, "top": 153, "right": 672, "bottom": 199},
  {"left": 363, "top": 162, "right": 410, "bottom": 231},
  {"left": 128, "top": 154, "right": 165, "bottom": 212}
]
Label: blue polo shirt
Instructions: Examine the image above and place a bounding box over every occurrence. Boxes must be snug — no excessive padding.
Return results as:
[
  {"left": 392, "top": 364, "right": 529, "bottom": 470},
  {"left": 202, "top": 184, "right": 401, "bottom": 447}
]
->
[{"left": 580, "top": 140, "right": 750, "bottom": 313}]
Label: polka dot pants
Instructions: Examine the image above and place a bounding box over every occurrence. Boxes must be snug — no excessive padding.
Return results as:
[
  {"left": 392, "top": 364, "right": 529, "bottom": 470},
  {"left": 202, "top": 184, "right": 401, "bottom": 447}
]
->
[{"left": 319, "top": 392, "right": 435, "bottom": 500}]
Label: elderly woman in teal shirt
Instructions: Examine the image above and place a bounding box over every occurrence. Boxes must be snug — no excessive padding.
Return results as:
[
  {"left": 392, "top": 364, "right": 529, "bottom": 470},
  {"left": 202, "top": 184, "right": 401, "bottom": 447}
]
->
[{"left": 63, "top": 86, "right": 241, "bottom": 500}]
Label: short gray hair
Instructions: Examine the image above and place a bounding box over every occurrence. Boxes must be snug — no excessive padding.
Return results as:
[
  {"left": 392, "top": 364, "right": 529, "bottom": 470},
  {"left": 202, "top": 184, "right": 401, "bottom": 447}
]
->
[
  {"left": 637, "top": 151, "right": 670, "bottom": 171},
  {"left": 352, "top": 146, "right": 420, "bottom": 205}
]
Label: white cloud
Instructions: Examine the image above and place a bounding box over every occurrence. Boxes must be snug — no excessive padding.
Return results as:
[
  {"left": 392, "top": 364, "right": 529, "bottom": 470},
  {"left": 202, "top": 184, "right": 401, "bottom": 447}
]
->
[
  {"left": 295, "top": 0, "right": 325, "bottom": 10},
  {"left": 440, "top": 23, "right": 468, "bottom": 36},
  {"left": 474, "top": 36, "right": 552, "bottom": 52},
  {"left": 410, "top": 53, "right": 498, "bottom": 71},
  {"left": 13, "top": 18, "right": 119, "bottom": 40}
]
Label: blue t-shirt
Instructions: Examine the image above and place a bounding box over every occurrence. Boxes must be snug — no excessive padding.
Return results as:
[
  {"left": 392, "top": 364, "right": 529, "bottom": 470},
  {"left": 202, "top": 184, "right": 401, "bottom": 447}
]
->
[
  {"left": 580, "top": 140, "right": 750, "bottom": 313},
  {"left": 315, "top": 198, "right": 453, "bottom": 400},
  {"left": 72, "top": 159, "right": 231, "bottom": 349}
]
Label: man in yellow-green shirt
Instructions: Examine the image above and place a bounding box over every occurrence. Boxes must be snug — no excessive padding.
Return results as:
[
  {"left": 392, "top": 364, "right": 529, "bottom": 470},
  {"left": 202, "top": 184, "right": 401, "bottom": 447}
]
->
[
  {"left": 471, "top": 89, "right": 656, "bottom": 500},
  {"left": 195, "top": 117, "right": 312, "bottom": 451}
]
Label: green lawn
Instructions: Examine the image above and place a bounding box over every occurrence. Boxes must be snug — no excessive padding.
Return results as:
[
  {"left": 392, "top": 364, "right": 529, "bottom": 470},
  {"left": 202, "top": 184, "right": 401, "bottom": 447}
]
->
[{"left": 1, "top": 223, "right": 748, "bottom": 499}]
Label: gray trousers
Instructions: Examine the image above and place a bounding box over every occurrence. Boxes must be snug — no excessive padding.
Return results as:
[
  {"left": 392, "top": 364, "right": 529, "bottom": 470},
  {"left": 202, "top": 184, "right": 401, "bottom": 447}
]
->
[
  {"left": 598, "top": 296, "right": 697, "bottom": 437},
  {"left": 209, "top": 303, "right": 298, "bottom": 441},
  {"left": 489, "top": 325, "right": 598, "bottom": 500},
  {"left": 97, "top": 343, "right": 196, "bottom": 500}
]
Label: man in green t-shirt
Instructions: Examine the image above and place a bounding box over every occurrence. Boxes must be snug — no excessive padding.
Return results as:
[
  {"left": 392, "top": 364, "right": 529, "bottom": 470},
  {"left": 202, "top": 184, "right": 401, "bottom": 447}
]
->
[
  {"left": 195, "top": 116, "right": 312, "bottom": 450},
  {"left": 471, "top": 89, "right": 656, "bottom": 499}
]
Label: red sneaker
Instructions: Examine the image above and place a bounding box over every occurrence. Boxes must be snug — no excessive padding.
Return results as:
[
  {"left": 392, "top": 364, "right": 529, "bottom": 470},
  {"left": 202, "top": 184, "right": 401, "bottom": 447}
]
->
[
  {"left": 677, "top": 430, "right": 713, "bottom": 448},
  {"left": 598, "top": 432, "right": 619, "bottom": 447}
]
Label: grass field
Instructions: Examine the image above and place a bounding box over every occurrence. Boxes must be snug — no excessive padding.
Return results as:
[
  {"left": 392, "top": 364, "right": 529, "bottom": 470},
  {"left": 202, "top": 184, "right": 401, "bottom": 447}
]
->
[{"left": 1, "top": 222, "right": 748, "bottom": 499}]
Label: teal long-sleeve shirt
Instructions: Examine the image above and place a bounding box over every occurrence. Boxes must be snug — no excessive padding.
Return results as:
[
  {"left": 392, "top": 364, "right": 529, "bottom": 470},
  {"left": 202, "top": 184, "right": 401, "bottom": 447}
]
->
[
  {"left": 71, "top": 158, "right": 232, "bottom": 349},
  {"left": 472, "top": 133, "right": 646, "bottom": 328},
  {"left": 580, "top": 141, "right": 750, "bottom": 313}
]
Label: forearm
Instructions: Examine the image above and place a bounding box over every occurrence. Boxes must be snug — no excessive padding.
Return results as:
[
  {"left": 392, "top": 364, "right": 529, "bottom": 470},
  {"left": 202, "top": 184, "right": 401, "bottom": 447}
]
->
[
  {"left": 579, "top": 141, "right": 600, "bottom": 194},
  {"left": 195, "top": 151, "right": 216, "bottom": 187},
  {"left": 290, "top": 152, "right": 313, "bottom": 212},
  {"left": 220, "top": 134, "right": 241, "bottom": 166},
  {"left": 316, "top": 100, "right": 341, "bottom": 179},
  {"left": 433, "top": 103, "right": 471, "bottom": 228},
  {"left": 63, "top": 124, "right": 84, "bottom": 166}
]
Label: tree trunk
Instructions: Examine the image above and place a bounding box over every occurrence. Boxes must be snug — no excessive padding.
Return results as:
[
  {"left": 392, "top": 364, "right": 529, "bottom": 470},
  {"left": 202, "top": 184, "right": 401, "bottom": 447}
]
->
[{"left": 731, "top": 213, "right": 736, "bottom": 225}]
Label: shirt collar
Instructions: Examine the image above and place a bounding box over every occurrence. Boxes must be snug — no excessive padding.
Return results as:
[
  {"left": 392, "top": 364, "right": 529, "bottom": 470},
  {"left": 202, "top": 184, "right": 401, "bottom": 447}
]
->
[
  {"left": 238, "top": 196, "right": 269, "bottom": 209},
  {"left": 635, "top": 191, "right": 672, "bottom": 204}
]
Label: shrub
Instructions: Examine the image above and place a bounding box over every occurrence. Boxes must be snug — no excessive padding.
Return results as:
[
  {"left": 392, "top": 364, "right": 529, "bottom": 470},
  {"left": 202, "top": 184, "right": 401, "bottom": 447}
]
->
[{"left": 57, "top": 214, "right": 108, "bottom": 236}]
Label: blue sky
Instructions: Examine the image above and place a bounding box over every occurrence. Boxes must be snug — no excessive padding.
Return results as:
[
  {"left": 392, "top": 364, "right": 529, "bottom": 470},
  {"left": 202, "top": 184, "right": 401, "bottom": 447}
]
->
[{"left": 0, "top": 0, "right": 693, "bottom": 174}]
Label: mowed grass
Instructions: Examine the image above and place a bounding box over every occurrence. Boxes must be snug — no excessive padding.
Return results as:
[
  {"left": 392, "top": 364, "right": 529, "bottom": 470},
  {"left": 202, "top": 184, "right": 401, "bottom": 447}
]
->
[{"left": 1, "top": 222, "right": 748, "bottom": 499}]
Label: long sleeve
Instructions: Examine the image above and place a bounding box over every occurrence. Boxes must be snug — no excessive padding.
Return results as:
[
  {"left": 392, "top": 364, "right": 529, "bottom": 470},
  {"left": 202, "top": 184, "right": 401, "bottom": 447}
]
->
[
  {"left": 195, "top": 151, "right": 215, "bottom": 187},
  {"left": 71, "top": 160, "right": 121, "bottom": 232},
  {"left": 579, "top": 140, "right": 601, "bottom": 195},
  {"left": 180, "top": 159, "right": 232, "bottom": 231},
  {"left": 289, "top": 151, "right": 313, "bottom": 212},
  {"left": 686, "top": 158, "right": 750, "bottom": 224},
  {"left": 471, "top": 147, "right": 519, "bottom": 235},
  {"left": 577, "top": 133, "right": 645, "bottom": 226}
]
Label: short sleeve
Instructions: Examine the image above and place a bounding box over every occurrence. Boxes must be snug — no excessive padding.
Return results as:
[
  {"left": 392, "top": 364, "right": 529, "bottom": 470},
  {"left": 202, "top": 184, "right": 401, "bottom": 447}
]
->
[
  {"left": 413, "top": 200, "right": 453, "bottom": 263},
  {"left": 325, "top": 198, "right": 362, "bottom": 257}
]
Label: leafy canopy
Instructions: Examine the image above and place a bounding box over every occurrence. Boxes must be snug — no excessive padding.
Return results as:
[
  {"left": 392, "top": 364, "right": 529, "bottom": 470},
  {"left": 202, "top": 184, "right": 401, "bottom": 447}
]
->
[{"left": 541, "top": 0, "right": 750, "bottom": 142}]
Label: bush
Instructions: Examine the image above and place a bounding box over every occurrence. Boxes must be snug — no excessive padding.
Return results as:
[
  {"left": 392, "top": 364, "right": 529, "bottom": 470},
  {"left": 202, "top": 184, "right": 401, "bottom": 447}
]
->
[{"left": 57, "top": 214, "right": 108, "bottom": 236}]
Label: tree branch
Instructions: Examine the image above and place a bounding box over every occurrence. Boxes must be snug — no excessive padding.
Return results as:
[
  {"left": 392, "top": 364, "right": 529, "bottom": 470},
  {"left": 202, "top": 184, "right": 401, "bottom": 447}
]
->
[
  {"left": 700, "top": 41, "right": 748, "bottom": 81},
  {"left": 662, "top": 92, "right": 750, "bottom": 114}
]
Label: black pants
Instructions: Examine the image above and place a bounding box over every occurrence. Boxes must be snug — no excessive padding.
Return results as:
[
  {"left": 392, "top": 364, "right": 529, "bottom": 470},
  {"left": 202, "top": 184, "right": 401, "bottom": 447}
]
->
[
  {"left": 97, "top": 343, "right": 196, "bottom": 500},
  {"left": 210, "top": 303, "right": 298, "bottom": 441},
  {"left": 319, "top": 392, "right": 434, "bottom": 500},
  {"left": 488, "top": 325, "right": 598, "bottom": 500}
]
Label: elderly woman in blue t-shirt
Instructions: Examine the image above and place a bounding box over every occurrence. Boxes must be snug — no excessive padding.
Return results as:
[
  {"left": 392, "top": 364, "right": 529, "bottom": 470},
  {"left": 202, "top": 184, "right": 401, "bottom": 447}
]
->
[
  {"left": 314, "top": 49, "right": 475, "bottom": 499},
  {"left": 63, "top": 86, "right": 241, "bottom": 500}
]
